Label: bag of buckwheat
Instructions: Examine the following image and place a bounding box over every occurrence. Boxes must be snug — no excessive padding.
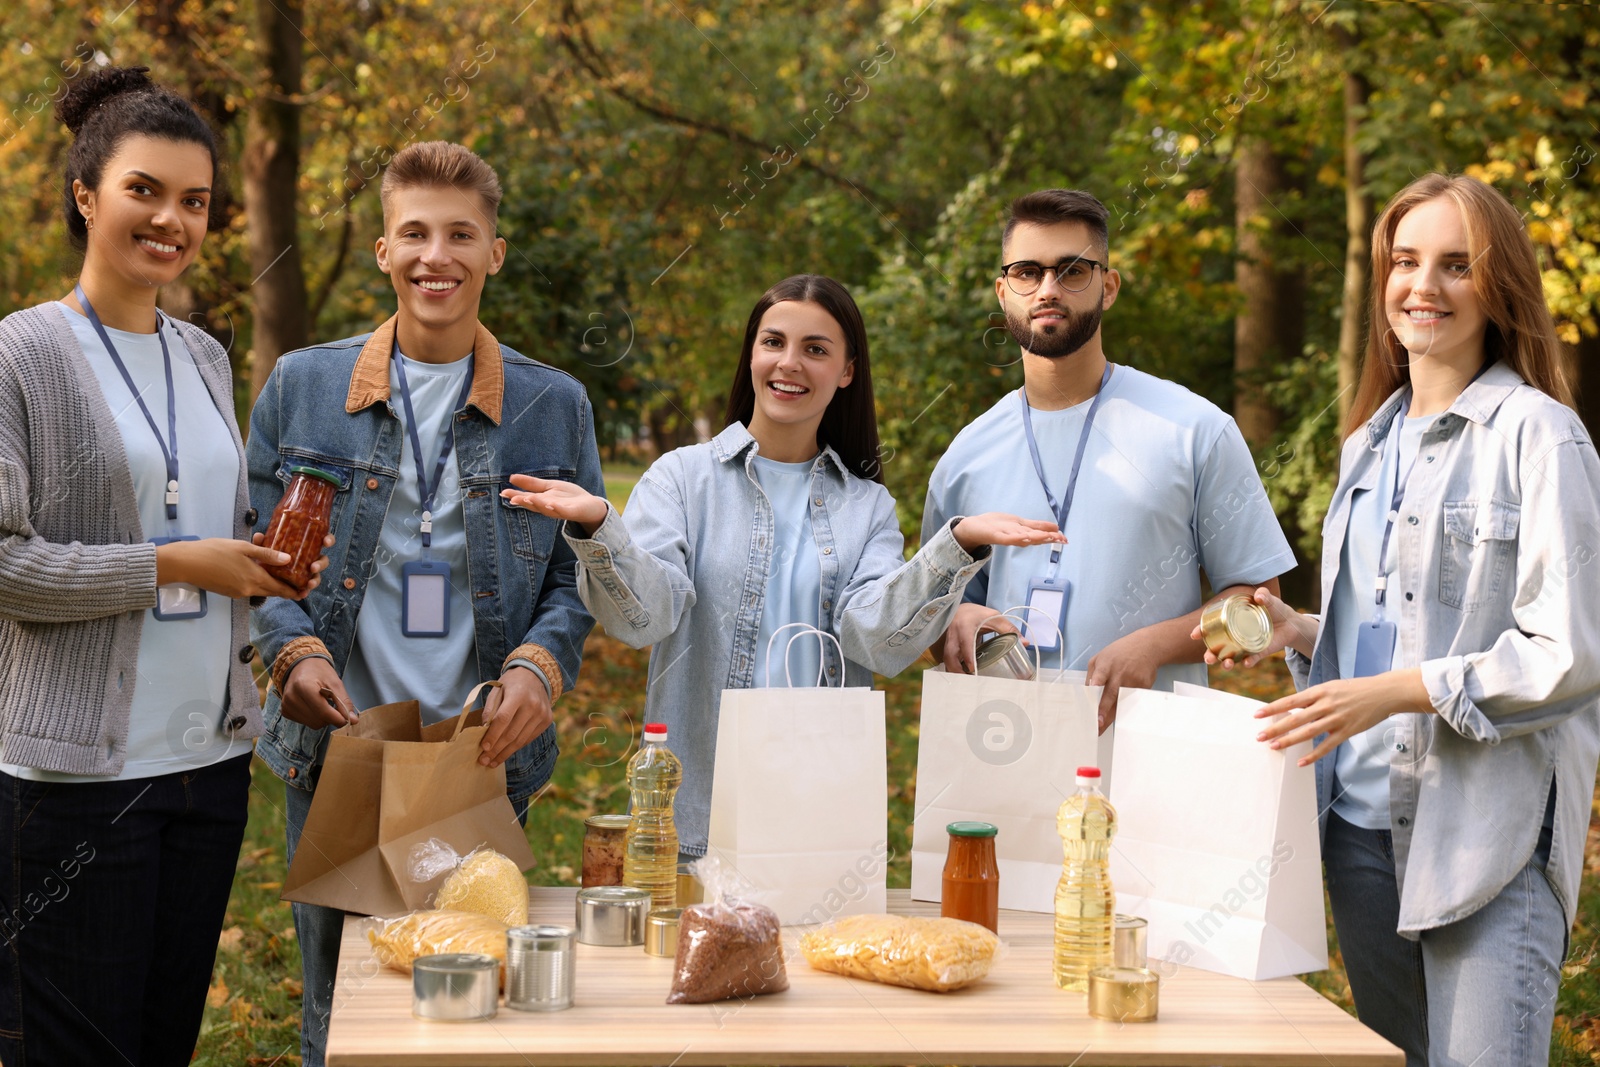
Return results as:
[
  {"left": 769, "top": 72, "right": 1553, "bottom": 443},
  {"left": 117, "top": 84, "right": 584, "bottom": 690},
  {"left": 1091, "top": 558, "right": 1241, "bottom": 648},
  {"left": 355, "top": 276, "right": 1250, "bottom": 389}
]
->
[{"left": 666, "top": 856, "right": 789, "bottom": 1004}]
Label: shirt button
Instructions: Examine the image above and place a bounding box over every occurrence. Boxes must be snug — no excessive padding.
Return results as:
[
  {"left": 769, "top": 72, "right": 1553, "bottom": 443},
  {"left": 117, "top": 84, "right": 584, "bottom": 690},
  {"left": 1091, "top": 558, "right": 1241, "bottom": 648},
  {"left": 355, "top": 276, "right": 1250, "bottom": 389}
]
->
[
  {"left": 1405, "top": 592, "right": 1414, "bottom": 601},
  {"left": 1397, "top": 816, "right": 1410, "bottom": 827},
  {"left": 1395, "top": 742, "right": 1407, "bottom": 752},
  {"left": 828, "top": 667, "right": 837, "bottom": 676},
  {"left": 287, "top": 767, "right": 299, "bottom": 780},
  {"left": 822, "top": 600, "right": 832, "bottom": 611},
  {"left": 813, "top": 498, "right": 823, "bottom": 507},
  {"left": 238, "top": 645, "right": 256, "bottom": 663},
  {"left": 244, "top": 507, "right": 259, "bottom": 526},
  {"left": 823, "top": 547, "right": 833, "bottom": 555},
  {"left": 367, "top": 478, "right": 380, "bottom": 490},
  {"left": 1407, "top": 515, "right": 1419, "bottom": 526},
  {"left": 1425, "top": 456, "right": 1435, "bottom": 463},
  {"left": 228, "top": 715, "right": 248, "bottom": 731},
  {"left": 343, "top": 577, "right": 356, "bottom": 590}
]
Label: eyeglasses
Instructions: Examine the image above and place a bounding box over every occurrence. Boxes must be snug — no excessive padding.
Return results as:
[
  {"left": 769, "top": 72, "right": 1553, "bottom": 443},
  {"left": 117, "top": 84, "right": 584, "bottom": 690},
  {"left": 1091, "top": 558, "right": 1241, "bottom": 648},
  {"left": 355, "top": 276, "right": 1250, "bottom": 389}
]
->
[{"left": 1000, "top": 257, "right": 1107, "bottom": 296}]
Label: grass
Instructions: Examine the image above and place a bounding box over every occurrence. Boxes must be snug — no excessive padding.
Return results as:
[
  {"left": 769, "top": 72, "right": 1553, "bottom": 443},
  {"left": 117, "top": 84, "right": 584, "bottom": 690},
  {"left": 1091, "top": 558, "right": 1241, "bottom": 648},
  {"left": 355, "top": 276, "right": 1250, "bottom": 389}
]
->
[{"left": 194, "top": 639, "right": 1600, "bottom": 1064}]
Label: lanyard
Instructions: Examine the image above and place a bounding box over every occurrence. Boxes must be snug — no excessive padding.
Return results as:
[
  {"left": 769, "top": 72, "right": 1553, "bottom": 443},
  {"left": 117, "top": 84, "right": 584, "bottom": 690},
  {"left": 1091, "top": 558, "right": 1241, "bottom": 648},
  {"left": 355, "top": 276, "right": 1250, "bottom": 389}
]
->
[
  {"left": 75, "top": 285, "right": 181, "bottom": 522},
  {"left": 392, "top": 345, "right": 475, "bottom": 550},
  {"left": 1019, "top": 362, "right": 1113, "bottom": 573}
]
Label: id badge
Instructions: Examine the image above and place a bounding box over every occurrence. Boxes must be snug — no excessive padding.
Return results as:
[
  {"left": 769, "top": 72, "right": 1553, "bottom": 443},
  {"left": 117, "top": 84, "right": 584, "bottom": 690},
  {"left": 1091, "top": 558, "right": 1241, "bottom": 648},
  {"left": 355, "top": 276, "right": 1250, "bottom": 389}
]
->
[
  {"left": 150, "top": 535, "right": 208, "bottom": 621},
  {"left": 401, "top": 559, "right": 451, "bottom": 638},
  {"left": 1353, "top": 619, "right": 1397, "bottom": 677},
  {"left": 1023, "top": 575, "right": 1070, "bottom": 653}
]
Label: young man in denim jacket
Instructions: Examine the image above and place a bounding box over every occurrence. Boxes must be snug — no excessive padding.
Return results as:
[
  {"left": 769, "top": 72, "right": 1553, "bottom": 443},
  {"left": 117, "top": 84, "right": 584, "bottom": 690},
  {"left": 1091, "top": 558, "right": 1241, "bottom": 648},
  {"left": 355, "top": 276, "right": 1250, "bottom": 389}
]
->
[{"left": 247, "top": 142, "right": 603, "bottom": 1067}]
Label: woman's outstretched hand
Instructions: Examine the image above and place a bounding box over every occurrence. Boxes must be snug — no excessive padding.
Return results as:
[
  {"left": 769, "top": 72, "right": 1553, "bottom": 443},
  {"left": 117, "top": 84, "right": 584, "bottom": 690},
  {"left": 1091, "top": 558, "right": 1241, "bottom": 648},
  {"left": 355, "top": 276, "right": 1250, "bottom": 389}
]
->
[
  {"left": 501, "top": 474, "right": 609, "bottom": 537},
  {"left": 952, "top": 513, "right": 1066, "bottom": 554}
]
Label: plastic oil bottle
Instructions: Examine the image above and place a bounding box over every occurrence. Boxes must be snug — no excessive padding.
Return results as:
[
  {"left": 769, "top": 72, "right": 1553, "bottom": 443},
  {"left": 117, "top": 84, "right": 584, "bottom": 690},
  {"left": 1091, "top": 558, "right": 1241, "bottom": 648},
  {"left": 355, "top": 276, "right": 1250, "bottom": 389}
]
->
[
  {"left": 623, "top": 723, "right": 682, "bottom": 909},
  {"left": 1054, "top": 765, "right": 1117, "bottom": 991}
]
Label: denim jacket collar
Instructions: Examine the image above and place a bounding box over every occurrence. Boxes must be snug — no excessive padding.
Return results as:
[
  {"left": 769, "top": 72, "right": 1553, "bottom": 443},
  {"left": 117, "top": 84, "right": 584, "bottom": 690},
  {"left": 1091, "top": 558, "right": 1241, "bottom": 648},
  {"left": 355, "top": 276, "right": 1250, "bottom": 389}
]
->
[
  {"left": 1364, "top": 359, "right": 1526, "bottom": 450},
  {"left": 709, "top": 420, "right": 852, "bottom": 479},
  {"left": 344, "top": 314, "right": 506, "bottom": 425}
]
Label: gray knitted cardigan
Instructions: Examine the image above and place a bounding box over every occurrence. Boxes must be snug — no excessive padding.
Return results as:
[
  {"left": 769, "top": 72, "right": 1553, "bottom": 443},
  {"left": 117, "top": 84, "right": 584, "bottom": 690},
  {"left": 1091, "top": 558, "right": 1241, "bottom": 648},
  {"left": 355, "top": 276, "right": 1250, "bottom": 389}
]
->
[{"left": 0, "top": 302, "right": 261, "bottom": 775}]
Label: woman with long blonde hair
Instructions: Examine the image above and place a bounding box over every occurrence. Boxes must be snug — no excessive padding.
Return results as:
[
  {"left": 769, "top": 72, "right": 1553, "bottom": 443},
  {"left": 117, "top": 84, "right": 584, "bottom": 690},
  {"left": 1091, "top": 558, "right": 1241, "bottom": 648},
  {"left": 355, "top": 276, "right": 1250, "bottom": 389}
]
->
[{"left": 1208, "top": 173, "right": 1599, "bottom": 1065}]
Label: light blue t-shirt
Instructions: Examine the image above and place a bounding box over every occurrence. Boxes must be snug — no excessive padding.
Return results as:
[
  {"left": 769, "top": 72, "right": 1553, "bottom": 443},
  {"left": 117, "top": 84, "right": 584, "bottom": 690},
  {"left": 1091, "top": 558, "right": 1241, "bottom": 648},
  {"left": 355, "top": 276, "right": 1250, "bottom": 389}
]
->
[
  {"left": 1329, "top": 412, "right": 1434, "bottom": 831},
  {"left": 923, "top": 364, "right": 1296, "bottom": 687},
  {"left": 2, "top": 304, "right": 242, "bottom": 781},
  {"left": 750, "top": 456, "right": 824, "bottom": 687},
  {"left": 341, "top": 349, "right": 480, "bottom": 725}
]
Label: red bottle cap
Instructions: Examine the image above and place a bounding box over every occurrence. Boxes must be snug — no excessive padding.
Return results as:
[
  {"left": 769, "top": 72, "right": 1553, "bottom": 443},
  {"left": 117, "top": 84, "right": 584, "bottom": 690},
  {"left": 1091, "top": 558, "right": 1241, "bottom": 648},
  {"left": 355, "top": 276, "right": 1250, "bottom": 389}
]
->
[
  {"left": 1076, "top": 766, "right": 1101, "bottom": 778},
  {"left": 643, "top": 723, "right": 668, "bottom": 742}
]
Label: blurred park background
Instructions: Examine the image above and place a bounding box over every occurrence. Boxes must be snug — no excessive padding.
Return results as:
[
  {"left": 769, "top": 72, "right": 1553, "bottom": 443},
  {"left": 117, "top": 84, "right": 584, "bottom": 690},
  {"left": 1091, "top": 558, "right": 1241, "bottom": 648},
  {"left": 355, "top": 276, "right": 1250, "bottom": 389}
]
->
[{"left": 3, "top": 1, "right": 1599, "bottom": 1062}]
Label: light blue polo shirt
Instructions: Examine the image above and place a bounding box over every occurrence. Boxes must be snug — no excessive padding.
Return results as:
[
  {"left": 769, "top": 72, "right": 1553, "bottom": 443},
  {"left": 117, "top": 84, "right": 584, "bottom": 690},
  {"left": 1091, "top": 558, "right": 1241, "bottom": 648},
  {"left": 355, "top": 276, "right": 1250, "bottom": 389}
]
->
[{"left": 923, "top": 363, "right": 1296, "bottom": 688}]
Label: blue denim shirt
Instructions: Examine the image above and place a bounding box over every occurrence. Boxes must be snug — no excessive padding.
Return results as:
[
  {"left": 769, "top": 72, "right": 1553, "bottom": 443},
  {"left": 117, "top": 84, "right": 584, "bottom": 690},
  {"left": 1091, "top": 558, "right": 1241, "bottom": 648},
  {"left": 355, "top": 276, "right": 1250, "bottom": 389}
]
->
[
  {"left": 567, "top": 422, "right": 989, "bottom": 855},
  {"left": 247, "top": 317, "right": 605, "bottom": 803},
  {"left": 1290, "top": 360, "right": 1600, "bottom": 936}
]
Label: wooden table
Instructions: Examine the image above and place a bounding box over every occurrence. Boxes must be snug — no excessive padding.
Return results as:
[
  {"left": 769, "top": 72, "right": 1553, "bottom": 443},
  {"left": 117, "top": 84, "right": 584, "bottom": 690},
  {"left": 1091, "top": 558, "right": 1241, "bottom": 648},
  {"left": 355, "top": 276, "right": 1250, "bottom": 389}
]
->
[{"left": 327, "top": 888, "right": 1402, "bottom": 1066}]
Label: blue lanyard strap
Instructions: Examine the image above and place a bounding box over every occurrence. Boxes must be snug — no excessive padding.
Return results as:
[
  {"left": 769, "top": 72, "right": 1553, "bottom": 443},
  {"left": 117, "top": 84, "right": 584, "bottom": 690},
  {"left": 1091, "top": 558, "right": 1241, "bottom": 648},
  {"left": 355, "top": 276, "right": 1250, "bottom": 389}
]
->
[
  {"left": 392, "top": 344, "right": 475, "bottom": 550},
  {"left": 1019, "top": 362, "right": 1113, "bottom": 570},
  {"left": 75, "top": 285, "right": 181, "bottom": 522}
]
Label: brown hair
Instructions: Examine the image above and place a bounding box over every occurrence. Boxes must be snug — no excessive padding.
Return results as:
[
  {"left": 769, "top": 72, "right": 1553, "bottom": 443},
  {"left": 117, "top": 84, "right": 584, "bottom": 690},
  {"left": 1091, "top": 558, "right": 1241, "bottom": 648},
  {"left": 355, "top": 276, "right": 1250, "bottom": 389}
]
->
[
  {"left": 1345, "top": 173, "right": 1575, "bottom": 437},
  {"left": 380, "top": 141, "right": 502, "bottom": 230},
  {"left": 724, "top": 274, "right": 884, "bottom": 484},
  {"left": 1002, "top": 189, "right": 1110, "bottom": 258}
]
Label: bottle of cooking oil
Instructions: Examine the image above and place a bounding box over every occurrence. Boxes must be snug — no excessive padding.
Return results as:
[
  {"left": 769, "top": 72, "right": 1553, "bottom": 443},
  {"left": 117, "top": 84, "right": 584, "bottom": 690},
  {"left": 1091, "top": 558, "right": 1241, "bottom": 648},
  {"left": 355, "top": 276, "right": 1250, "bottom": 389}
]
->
[
  {"left": 1054, "top": 765, "right": 1117, "bottom": 991},
  {"left": 623, "top": 723, "right": 682, "bottom": 909}
]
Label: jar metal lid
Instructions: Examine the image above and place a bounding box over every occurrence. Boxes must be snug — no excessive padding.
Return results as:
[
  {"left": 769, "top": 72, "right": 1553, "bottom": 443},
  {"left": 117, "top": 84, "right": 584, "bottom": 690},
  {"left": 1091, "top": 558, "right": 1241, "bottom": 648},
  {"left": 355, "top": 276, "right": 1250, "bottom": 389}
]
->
[
  {"left": 286, "top": 464, "right": 342, "bottom": 487},
  {"left": 583, "top": 814, "right": 633, "bottom": 831},
  {"left": 947, "top": 821, "right": 999, "bottom": 837}
]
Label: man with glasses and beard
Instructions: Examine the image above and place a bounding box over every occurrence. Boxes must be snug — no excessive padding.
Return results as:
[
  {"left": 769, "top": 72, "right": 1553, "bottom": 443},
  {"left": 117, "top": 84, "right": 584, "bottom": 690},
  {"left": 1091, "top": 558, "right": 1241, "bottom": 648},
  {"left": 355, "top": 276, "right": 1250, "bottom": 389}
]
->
[{"left": 924, "top": 189, "right": 1295, "bottom": 731}]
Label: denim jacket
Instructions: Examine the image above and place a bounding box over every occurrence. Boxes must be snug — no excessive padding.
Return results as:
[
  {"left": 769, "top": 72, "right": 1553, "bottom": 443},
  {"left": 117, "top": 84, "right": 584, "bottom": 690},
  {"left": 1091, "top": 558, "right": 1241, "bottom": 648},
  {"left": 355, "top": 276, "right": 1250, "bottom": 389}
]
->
[
  {"left": 247, "top": 316, "right": 604, "bottom": 801},
  {"left": 567, "top": 422, "right": 989, "bottom": 855},
  {"left": 1290, "top": 360, "right": 1600, "bottom": 936}
]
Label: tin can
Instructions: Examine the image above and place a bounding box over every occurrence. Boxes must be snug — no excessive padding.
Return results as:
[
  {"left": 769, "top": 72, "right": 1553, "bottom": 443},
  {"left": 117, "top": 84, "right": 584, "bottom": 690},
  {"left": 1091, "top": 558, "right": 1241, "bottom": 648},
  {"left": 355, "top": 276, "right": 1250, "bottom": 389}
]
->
[
  {"left": 676, "top": 863, "right": 704, "bottom": 907},
  {"left": 575, "top": 885, "right": 651, "bottom": 946},
  {"left": 1199, "top": 594, "right": 1272, "bottom": 661},
  {"left": 581, "top": 814, "right": 632, "bottom": 887},
  {"left": 506, "top": 925, "right": 575, "bottom": 1012},
  {"left": 1087, "top": 965, "right": 1159, "bottom": 1023},
  {"left": 1114, "top": 914, "right": 1148, "bottom": 969},
  {"left": 645, "top": 907, "right": 682, "bottom": 958},
  {"left": 412, "top": 953, "right": 499, "bottom": 1021},
  {"left": 975, "top": 631, "right": 1034, "bottom": 680}
]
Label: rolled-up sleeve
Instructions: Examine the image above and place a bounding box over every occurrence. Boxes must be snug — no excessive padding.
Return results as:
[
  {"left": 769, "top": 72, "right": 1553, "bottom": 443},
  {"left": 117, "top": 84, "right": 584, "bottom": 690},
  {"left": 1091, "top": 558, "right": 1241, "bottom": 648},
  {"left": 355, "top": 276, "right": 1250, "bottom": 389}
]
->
[{"left": 1423, "top": 436, "right": 1600, "bottom": 743}]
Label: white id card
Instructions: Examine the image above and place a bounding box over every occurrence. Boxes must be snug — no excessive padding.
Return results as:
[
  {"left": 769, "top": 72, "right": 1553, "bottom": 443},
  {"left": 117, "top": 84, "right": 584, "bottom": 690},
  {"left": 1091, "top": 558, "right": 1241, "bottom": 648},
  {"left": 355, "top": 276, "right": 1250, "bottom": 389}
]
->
[
  {"left": 1353, "top": 619, "right": 1397, "bottom": 677},
  {"left": 1023, "top": 575, "right": 1070, "bottom": 652},
  {"left": 401, "top": 559, "right": 451, "bottom": 638},
  {"left": 150, "top": 535, "right": 207, "bottom": 621}
]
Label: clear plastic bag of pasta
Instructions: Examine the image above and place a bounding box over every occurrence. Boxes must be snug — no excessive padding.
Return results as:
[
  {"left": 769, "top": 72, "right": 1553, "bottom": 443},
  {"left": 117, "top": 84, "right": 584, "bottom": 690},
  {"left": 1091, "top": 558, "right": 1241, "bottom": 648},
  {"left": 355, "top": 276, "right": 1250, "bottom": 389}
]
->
[
  {"left": 798, "top": 914, "right": 1003, "bottom": 992},
  {"left": 406, "top": 838, "right": 529, "bottom": 926},
  {"left": 667, "top": 856, "right": 789, "bottom": 1004},
  {"left": 366, "top": 909, "right": 508, "bottom": 985}
]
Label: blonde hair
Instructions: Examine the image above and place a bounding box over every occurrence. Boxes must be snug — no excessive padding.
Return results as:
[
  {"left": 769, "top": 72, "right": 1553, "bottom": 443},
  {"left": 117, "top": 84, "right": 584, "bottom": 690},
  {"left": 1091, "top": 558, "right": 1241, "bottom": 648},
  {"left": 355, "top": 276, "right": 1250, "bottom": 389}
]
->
[
  {"left": 1345, "top": 172, "right": 1575, "bottom": 437},
  {"left": 380, "top": 141, "right": 502, "bottom": 230}
]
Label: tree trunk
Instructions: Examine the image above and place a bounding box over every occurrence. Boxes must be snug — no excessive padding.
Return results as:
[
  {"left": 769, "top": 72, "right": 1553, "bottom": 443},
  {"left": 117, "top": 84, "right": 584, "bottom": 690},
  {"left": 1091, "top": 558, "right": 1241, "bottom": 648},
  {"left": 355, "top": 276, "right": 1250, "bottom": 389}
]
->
[
  {"left": 1334, "top": 25, "right": 1372, "bottom": 433},
  {"left": 243, "top": 0, "right": 309, "bottom": 403},
  {"left": 1232, "top": 134, "right": 1300, "bottom": 448}
]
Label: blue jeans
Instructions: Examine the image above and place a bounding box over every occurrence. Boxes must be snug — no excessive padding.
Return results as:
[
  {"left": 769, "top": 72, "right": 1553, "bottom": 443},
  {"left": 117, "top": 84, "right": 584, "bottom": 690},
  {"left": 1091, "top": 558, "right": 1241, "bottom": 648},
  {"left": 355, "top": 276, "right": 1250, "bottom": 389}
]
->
[
  {"left": 285, "top": 727, "right": 550, "bottom": 1067},
  {"left": 0, "top": 753, "right": 251, "bottom": 1067},
  {"left": 1324, "top": 809, "right": 1564, "bottom": 1067}
]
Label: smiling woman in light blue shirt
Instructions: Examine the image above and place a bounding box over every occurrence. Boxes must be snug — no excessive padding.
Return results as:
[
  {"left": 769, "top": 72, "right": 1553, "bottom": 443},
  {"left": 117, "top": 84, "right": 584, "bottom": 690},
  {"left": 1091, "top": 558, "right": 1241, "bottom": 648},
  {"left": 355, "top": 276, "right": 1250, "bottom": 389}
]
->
[
  {"left": 504, "top": 274, "right": 1063, "bottom": 857},
  {"left": 1216, "top": 175, "right": 1600, "bottom": 1067}
]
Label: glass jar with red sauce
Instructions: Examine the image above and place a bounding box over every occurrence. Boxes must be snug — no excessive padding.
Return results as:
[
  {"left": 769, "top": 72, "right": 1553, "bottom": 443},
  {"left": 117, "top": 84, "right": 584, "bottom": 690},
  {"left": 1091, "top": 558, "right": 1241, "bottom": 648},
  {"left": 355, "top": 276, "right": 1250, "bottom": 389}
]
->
[
  {"left": 262, "top": 465, "right": 341, "bottom": 588},
  {"left": 942, "top": 821, "right": 1000, "bottom": 933}
]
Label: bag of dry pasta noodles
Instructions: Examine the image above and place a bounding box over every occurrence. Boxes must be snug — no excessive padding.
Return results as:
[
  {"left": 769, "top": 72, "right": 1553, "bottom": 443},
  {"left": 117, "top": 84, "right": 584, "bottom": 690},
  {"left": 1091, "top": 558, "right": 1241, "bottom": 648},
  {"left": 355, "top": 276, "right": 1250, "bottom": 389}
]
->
[
  {"left": 667, "top": 857, "right": 789, "bottom": 1004},
  {"left": 799, "top": 914, "right": 1002, "bottom": 992}
]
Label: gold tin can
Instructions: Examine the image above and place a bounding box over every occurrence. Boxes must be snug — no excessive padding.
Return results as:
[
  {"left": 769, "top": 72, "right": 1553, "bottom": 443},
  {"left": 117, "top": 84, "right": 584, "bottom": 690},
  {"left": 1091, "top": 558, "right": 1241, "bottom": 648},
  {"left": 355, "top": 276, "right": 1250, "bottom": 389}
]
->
[
  {"left": 1199, "top": 594, "right": 1272, "bottom": 661},
  {"left": 1087, "top": 966, "right": 1159, "bottom": 1023},
  {"left": 645, "top": 907, "right": 682, "bottom": 958},
  {"left": 676, "top": 863, "right": 704, "bottom": 907}
]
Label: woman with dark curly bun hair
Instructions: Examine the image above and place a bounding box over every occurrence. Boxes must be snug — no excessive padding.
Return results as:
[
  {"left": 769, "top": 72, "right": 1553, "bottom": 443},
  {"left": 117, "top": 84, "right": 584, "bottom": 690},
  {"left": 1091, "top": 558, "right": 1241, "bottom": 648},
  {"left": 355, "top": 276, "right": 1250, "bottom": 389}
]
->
[{"left": 0, "top": 66, "right": 328, "bottom": 1065}]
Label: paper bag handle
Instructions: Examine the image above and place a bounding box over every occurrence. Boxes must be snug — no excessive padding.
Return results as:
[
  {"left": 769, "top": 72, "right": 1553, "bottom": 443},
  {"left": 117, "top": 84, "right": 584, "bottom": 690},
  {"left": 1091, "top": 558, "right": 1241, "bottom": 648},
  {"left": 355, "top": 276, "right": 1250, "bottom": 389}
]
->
[
  {"left": 763, "top": 622, "right": 846, "bottom": 689},
  {"left": 452, "top": 679, "right": 503, "bottom": 739},
  {"left": 971, "top": 605, "right": 1064, "bottom": 681}
]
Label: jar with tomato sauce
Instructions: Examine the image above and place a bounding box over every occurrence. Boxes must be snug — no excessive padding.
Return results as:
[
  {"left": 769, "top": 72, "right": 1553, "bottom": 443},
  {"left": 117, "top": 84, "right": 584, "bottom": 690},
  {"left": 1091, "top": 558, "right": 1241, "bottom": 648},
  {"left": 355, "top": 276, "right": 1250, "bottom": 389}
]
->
[
  {"left": 941, "top": 821, "right": 1000, "bottom": 933},
  {"left": 262, "top": 465, "right": 340, "bottom": 588}
]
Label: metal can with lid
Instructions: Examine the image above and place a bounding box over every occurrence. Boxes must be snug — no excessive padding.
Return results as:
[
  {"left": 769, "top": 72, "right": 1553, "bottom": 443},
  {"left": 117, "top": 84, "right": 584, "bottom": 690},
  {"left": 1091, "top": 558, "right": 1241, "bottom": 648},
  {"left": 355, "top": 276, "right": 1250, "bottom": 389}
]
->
[
  {"left": 1114, "top": 914, "right": 1148, "bottom": 969},
  {"left": 644, "top": 907, "right": 682, "bottom": 958},
  {"left": 506, "top": 925, "right": 575, "bottom": 1012},
  {"left": 975, "top": 631, "right": 1034, "bottom": 680},
  {"left": 1199, "top": 594, "right": 1272, "bottom": 662},
  {"left": 575, "top": 885, "right": 651, "bottom": 946},
  {"left": 412, "top": 953, "right": 499, "bottom": 1021},
  {"left": 1087, "top": 965, "right": 1159, "bottom": 1022}
]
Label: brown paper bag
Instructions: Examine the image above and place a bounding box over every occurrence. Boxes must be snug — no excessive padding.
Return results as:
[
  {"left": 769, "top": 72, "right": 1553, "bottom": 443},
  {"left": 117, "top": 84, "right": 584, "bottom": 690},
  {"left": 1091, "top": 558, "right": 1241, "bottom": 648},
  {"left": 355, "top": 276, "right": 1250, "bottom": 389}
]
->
[{"left": 282, "top": 681, "right": 537, "bottom": 917}]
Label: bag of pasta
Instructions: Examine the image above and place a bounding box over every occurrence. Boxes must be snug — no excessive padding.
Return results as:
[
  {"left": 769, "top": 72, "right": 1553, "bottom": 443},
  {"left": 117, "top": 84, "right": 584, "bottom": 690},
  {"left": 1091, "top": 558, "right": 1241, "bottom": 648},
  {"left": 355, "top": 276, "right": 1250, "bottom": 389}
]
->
[
  {"left": 407, "top": 838, "right": 529, "bottom": 926},
  {"left": 367, "top": 909, "right": 508, "bottom": 985},
  {"left": 799, "top": 914, "right": 1001, "bottom": 992},
  {"left": 667, "top": 857, "right": 789, "bottom": 1004}
]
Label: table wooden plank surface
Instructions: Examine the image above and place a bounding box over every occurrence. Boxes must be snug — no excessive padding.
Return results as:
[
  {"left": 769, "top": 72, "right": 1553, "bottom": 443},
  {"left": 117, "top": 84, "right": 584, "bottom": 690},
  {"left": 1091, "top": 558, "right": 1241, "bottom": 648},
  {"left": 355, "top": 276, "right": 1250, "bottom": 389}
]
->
[{"left": 327, "top": 888, "right": 1402, "bottom": 1066}]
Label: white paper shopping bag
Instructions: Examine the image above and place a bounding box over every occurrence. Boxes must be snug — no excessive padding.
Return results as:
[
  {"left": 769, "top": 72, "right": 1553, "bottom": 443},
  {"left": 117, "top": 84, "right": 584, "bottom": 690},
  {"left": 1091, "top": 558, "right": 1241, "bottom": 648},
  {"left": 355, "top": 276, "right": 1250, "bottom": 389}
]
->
[
  {"left": 707, "top": 627, "right": 888, "bottom": 926},
  {"left": 1108, "top": 684, "right": 1328, "bottom": 981},
  {"left": 910, "top": 660, "right": 1101, "bottom": 913}
]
